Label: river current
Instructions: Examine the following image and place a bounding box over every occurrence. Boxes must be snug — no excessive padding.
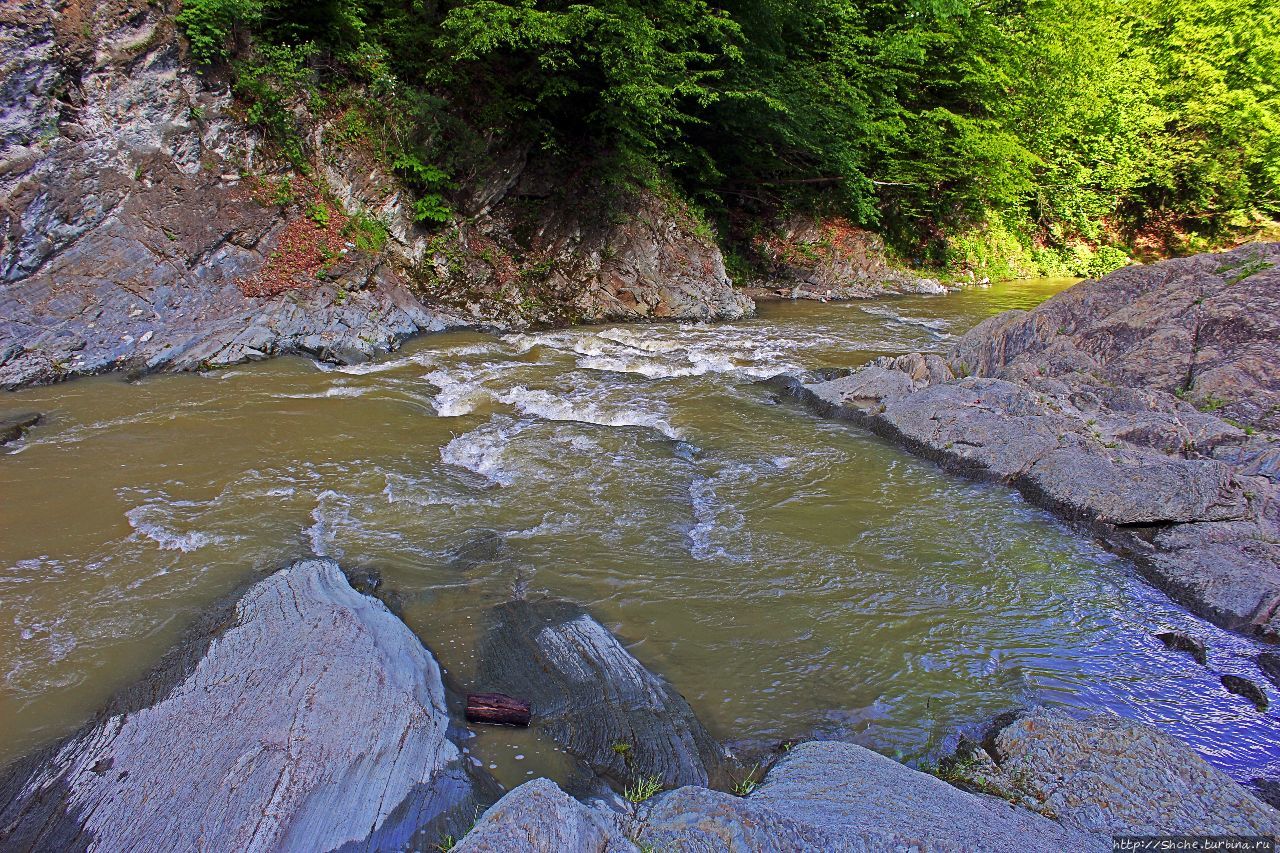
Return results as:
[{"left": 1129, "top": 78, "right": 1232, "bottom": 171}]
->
[{"left": 3, "top": 279, "right": 1278, "bottom": 788}]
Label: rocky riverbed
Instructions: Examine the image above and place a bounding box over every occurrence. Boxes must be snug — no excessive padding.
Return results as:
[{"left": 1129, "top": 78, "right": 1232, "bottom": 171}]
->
[{"left": 2, "top": 559, "right": 1274, "bottom": 852}]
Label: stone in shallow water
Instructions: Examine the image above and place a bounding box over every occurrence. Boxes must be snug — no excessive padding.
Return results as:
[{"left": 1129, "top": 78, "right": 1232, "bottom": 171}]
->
[
  {"left": 475, "top": 598, "right": 728, "bottom": 788},
  {"left": 0, "top": 411, "right": 40, "bottom": 445},
  {"left": 1258, "top": 652, "right": 1280, "bottom": 689},
  {"left": 1156, "top": 630, "right": 1208, "bottom": 665},
  {"left": 0, "top": 558, "right": 489, "bottom": 853},
  {"left": 1222, "top": 674, "right": 1270, "bottom": 711}
]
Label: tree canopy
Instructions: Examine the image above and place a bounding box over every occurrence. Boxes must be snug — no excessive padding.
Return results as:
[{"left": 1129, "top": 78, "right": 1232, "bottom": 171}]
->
[{"left": 180, "top": 0, "right": 1280, "bottom": 262}]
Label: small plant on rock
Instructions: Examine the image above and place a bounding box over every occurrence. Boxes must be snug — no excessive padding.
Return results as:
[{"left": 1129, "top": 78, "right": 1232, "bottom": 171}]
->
[
  {"left": 624, "top": 774, "right": 664, "bottom": 803},
  {"left": 731, "top": 763, "right": 761, "bottom": 796}
]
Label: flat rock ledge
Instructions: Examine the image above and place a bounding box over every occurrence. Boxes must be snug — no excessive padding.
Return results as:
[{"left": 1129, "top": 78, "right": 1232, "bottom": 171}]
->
[
  {"left": 475, "top": 599, "right": 730, "bottom": 789},
  {"left": 775, "top": 245, "right": 1280, "bottom": 643},
  {"left": 0, "top": 558, "right": 487, "bottom": 853},
  {"left": 455, "top": 708, "right": 1280, "bottom": 852}
]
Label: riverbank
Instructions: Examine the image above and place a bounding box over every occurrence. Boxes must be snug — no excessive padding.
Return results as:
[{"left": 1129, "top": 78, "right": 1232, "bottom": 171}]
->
[{"left": 777, "top": 245, "right": 1280, "bottom": 676}]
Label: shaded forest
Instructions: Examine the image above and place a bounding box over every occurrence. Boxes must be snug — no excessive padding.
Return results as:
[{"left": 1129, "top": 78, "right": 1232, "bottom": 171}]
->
[{"left": 179, "top": 0, "right": 1280, "bottom": 274}]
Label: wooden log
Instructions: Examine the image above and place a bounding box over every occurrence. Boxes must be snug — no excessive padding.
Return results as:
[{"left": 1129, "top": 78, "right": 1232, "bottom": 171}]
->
[{"left": 465, "top": 692, "right": 532, "bottom": 727}]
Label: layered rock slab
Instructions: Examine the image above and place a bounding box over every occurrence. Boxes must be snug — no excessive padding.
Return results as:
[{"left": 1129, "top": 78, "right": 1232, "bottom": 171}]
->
[
  {"left": 475, "top": 599, "right": 729, "bottom": 788},
  {"left": 0, "top": 558, "right": 486, "bottom": 852},
  {"left": 640, "top": 741, "right": 1103, "bottom": 852}
]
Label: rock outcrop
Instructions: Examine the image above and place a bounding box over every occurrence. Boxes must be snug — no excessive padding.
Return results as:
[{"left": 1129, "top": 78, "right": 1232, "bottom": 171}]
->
[
  {"left": 0, "top": 1, "right": 753, "bottom": 390},
  {"left": 0, "top": 1, "right": 475, "bottom": 389},
  {"left": 779, "top": 246, "right": 1280, "bottom": 642},
  {"left": 452, "top": 708, "right": 1280, "bottom": 851},
  {"left": 0, "top": 558, "right": 489, "bottom": 852},
  {"left": 419, "top": 171, "right": 754, "bottom": 327},
  {"left": 475, "top": 598, "right": 729, "bottom": 789},
  {"left": 744, "top": 216, "right": 946, "bottom": 301},
  {"left": 951, "top": 708, "right": 1280, "bottom": 838}
]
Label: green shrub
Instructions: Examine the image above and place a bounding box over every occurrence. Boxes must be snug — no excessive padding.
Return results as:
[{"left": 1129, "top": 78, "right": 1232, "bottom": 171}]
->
[
  {"left": 176, "top": 0, "right": 263, "bottom": 66},
  {"left": 1085, "top": 246, "right": 1130, "bottom": 278},
  {"left": 233, "top": 42, "right": 318, "bottom": 165},
  {"left": 392, "top": 152, "right": 453, "bottom": 224}
]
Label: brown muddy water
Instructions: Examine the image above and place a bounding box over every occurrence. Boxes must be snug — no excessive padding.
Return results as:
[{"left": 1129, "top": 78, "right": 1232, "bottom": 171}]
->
[{"left": 3, "top": 279, "right": 1278, "bottom": 790}]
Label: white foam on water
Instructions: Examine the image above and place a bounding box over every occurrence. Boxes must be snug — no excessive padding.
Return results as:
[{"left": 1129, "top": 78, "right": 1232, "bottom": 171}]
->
[
  {"left": 326, "top": 350, "right": 434, "bottom": 375},
  {"left": 278, "top": 385, "right": 370, "bottom": 399},
  {"left": 495, "top": 385, "right": 680, "bottom": 439},
  {"left": 440, "top": 421, "right": 521, "bottom": 486},
  {"left": 125, "top": 504, "right": 221, "bottom": 553},
  {"left": 687, "top": 461, "right": 756, "bottom": 562},
  {"left": 381, "top": 472, "right": 495, "bottom": 508},
  {"left": 306, "top": 489, "right": 351, "bottom": 557},
  {"left": 425, "top": 369, "right": 493, "bottom": 417}
]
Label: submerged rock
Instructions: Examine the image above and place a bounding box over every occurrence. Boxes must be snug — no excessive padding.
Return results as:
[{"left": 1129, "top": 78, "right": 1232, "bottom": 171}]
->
[
  {"left": 0, "top": 558, "right": 489, "bottom": 852},
  {"left": 0, "top": 411, "right": 40, "bottom": 445},
  {"left": 781, "top": 247, "right": 1280, "bottom": 641},
  {"left": 447, "top": 529, "right": 507, "bottom": 570},
  {"left": 1258, "top": 651, "right": 1280, "bottom": 689},
  {"left": 1222, "top": 674, "right": 1270, "bottom": 711},
  {"left": 1156, "top": 630, "right": 1208, "bottom": 665},
  {"left": 475, "top": 599, "right": 728, "bottom": 788}
]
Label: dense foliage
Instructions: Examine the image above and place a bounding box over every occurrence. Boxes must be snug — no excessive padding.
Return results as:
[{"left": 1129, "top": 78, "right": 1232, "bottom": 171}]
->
[{"left": 179, "top": 0, "right": 1280, "bottom": 269}]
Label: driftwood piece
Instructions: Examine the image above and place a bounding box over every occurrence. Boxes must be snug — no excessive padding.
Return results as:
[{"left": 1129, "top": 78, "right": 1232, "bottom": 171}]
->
[{"left": 466, "top": 692, "right": 532, "bottom": 727}]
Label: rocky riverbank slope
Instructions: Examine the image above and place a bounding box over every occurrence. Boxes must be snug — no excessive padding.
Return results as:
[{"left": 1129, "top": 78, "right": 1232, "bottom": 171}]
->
[
  {"left": 742, "top": 216, "right": 947, "bottom": 302},
  {"left": 0, "top": 0, "right": 754, "bottom": 390},
  {"left": 778, "top": 245, "right": 1280, "bottom": 651},
  {"left": 2, "top": 558, "right": 1274, "bottom": 852}
]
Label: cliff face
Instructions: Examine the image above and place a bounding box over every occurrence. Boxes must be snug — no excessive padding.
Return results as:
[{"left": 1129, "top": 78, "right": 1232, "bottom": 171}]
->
[{"left": 0, "top": 0, "right": 752, "bottom": 389}]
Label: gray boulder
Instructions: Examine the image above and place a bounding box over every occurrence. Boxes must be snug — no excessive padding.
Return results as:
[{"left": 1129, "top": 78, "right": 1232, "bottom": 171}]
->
[
  {"left": 638, "top": 741, "right": 1102, "bottom": 852},
  {"left": 475, "top": 599, "right": 729, "bottom": 788},
  {"left": 984, "top": 708, "right": 1280, "bottom": 837},
  {"left": 453, "top": 778, "right": 638, "bottom": 853},
  {"left": 0, "top": 558, "right": 489, "bottom": 852}
]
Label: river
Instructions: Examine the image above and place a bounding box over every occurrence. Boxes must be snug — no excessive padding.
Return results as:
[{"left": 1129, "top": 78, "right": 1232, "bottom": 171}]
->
[{"left": 2, "top": 278, "right": 1277, "bottom": 789}]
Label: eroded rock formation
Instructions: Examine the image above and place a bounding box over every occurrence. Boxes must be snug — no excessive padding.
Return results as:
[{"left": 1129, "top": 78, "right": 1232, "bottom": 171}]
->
[
  {"left": 0, "top": 1, "right": 752, "bottom": 390},
  {"left": 744, "top": 216, "right": 946, "bottom": 301},
  {"left": 0, "top": 558, "right": 489, "bottom": 852}
]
